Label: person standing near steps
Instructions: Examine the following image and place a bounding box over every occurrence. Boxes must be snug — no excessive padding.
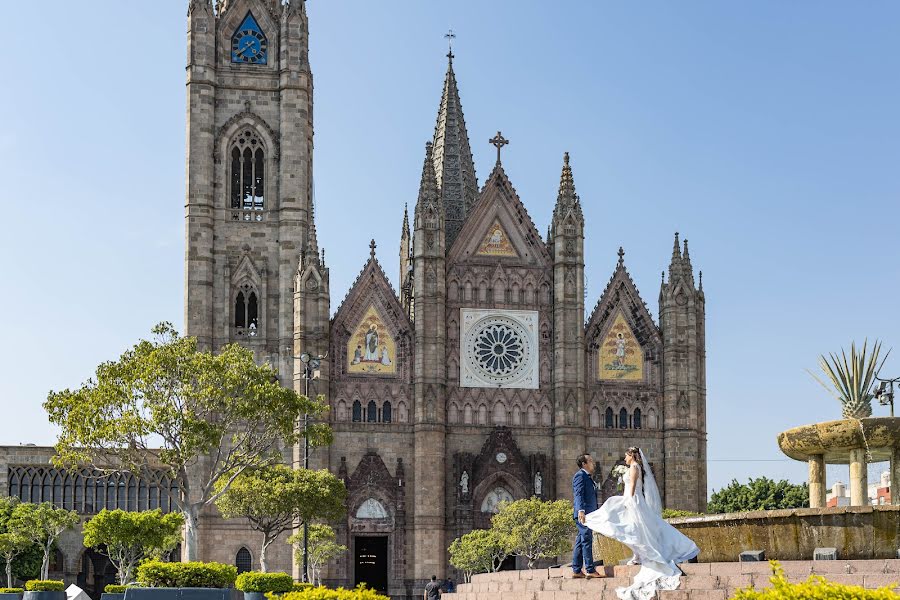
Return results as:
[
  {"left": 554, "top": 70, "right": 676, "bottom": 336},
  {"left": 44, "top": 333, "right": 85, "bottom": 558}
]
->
[{"left": 572, "top": 453, "right": 603, "bottom": 578}]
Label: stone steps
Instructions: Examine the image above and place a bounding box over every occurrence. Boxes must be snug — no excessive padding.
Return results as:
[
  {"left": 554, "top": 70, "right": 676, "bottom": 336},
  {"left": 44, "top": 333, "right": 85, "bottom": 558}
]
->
[{"left": 444, "top": 559, "right": 900, "bottom": 600}]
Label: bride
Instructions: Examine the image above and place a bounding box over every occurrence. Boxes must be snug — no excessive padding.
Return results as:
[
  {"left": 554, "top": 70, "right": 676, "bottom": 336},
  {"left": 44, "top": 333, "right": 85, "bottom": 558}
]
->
[{"left": 584, "top": 447, "right": 699, "bottom": 600}]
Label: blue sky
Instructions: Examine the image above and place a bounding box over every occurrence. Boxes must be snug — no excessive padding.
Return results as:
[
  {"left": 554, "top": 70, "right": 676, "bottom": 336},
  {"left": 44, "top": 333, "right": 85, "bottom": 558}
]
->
[{"left": 1, "top": 1, "right": 898, "bottom": 498}]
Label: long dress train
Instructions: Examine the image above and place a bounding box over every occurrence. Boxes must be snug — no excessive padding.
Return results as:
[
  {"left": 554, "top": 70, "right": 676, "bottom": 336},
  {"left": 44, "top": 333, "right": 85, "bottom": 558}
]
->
[{"left": 584, "top": 462, "right": 699, "bottom": 600}]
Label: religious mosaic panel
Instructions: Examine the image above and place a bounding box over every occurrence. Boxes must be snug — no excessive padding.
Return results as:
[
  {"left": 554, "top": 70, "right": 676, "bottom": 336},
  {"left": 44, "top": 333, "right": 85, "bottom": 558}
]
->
[
  {"left": 476, "top": 221, "right": 517, "bottom": 257},
  {"left": 347, "top": 305, "right": 397, "bottom": 375},
  {"left": 460, "top": 309, "right": 539, "bottom": 389},
  {"left": 598, "top": 311, "right": 643, "bottom": 381}
]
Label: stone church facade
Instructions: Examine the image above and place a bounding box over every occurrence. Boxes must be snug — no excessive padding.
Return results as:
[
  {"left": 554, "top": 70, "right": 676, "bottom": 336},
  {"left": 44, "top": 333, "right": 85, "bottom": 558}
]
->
[{"left": 183, "top": 0, "right": 707, "bottom": 595}]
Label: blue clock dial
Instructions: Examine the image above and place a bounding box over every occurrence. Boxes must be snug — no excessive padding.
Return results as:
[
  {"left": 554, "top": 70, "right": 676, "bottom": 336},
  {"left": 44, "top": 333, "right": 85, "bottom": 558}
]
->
[{"left": 231, "top": 12, "right": 268, "bottom": 65}]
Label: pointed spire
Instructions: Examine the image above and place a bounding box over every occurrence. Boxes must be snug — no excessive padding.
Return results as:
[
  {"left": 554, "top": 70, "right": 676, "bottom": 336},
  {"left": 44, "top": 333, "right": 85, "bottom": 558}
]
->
[
  {"left": 401, "top": 203, "right": 410, "bottom": 238},
  {"left": 306, "top": 197, "right": 319, "bottom": 258},
  {"left": 682, "top": 238, "right": 691, "bottom": 263},
  {"left": 699, "top": 270, "right": 703, "bottom": 292},
  {"left": 432, "top": 49, "right": 478, "bottom": 245},
  {"left": 558, "top": 152, "right": 576, "bottom": 203},
  {"left": 672, "top": 232, "right": 682, "bottom": 260},
  {"left": 417, "top": 142, "right": 441, "bottom": 209}
]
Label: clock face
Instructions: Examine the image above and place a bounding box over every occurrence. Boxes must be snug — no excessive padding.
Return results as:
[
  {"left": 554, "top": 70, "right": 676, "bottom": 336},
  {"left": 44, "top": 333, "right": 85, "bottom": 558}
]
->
[
  {"left": 231, "top": 12, "right": 268, "bottom": 65},
  {"left": 496, "top": 452, "right": 507, "bottom": 464}
]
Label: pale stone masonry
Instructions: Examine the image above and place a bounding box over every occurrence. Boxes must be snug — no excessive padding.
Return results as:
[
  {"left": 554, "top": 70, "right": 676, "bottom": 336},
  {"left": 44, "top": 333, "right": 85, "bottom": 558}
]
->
[{"left": 0, "top": 1, "right": 708, "bottom": 598}]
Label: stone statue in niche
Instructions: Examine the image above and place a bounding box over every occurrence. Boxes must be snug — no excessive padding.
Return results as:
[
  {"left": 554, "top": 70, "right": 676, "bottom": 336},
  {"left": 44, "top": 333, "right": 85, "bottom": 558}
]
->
[
  {"left": 460, "top": 470, "right": 469, "bottom": 495},
  {"left": 534, "top": 471, "right": 542, "bottom": 496}
]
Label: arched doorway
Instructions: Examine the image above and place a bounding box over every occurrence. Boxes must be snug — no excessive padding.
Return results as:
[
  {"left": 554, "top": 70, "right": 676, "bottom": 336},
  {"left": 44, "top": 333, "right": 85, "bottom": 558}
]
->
[{"left": 77, "top": 549, "right": 116, "bottom": 600}]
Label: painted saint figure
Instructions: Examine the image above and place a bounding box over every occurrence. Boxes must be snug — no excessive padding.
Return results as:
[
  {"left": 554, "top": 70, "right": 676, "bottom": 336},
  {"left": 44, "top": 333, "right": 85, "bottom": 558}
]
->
[
  {"left": 365, "top": 325, "right": 379, "bottom": 361},
  {"left": 352, "top": 345, "right": 363, "bottom": 365},
  {"left": 380, "top": 344, "right": 392, "bottom": 366},
  {"left": 614, "top": 332, "right": 627, "bottom": 367}
]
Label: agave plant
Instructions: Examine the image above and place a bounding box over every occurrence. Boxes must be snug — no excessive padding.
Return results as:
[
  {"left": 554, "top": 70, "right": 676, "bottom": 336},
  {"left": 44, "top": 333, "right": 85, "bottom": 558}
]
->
[{"left": 807, "top": 340, "right": 891, "bottom": 419}]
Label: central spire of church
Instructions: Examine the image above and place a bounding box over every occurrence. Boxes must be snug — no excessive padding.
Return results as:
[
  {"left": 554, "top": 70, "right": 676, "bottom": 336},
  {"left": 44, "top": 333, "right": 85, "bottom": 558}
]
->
[{"left": 431, "top": 49, "right": 478, "bottom": 246}]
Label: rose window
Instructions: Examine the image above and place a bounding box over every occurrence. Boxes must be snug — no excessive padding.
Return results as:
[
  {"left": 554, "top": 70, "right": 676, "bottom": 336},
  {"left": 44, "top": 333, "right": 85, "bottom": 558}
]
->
[
  {"left": 474, "top": 324, "right": 523, "bottom": 376},
  {"left": 464, "top": 315, "right": 534, "bottom": 385}
]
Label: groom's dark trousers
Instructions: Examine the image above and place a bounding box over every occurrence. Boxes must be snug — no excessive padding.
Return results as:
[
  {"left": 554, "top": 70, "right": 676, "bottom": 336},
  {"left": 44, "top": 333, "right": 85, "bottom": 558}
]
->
[{"left": 572, "top": 468, "right": 599, "bottom": 574}]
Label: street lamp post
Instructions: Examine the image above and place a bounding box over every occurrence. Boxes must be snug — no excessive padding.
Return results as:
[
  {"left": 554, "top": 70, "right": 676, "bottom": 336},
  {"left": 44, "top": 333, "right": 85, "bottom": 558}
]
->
[
  {"left": 296, "top": 351, "right": 324, "bottom": 582},
  {"left": 875, "top": 375, "right": 898, "bottom": 417}
]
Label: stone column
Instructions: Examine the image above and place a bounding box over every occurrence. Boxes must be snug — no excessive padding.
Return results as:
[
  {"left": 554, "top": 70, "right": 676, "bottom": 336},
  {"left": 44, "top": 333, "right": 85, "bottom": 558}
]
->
[
  {"left": 891, "top": 447, "right": 900, "bottom": 505},
  {"left": 849, "top": 448, "right": 868, "bottom": 506},
  {"left": 808, "top": 454, "right": 826, "bottom": 508}
]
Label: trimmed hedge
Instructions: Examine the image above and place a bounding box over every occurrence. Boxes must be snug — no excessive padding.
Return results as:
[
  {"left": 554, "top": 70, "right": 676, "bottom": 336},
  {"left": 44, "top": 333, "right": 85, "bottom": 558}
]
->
[
  {"left": 136, "top": 561, "right": 237, "bottom": 589},
  {"left": 732, "top": 561, "right": 899, "bottom": 599},
  {"left": 273, "top": 586, "right": 388, "bottom": 600},
  {"left": 24, "top": 581, "right": 65, "bottom": 592},
  {"left": 104, "top": 585, "right": 128, "bottom": 594},
  {"left": 0, "top": 589, "right": 24, "bottom": 594},
  {"left": 662, "top": 508, "right": 701, "bottom": 519},
  {"left": 235, "top": 573, "right": 293, "bottom": 593}
]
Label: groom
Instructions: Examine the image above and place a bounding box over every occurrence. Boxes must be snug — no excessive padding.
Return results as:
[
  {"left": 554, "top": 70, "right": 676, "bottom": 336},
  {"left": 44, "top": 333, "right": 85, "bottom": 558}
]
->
[{"left": 572, "top": 453, "right": 602, "bottom": 579}]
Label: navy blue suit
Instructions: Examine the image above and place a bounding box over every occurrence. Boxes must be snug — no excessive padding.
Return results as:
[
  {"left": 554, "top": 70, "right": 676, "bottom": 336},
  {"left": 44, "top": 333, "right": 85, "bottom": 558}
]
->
[{"left": 572, "top": 468, "right": 599, "bottom": 573}]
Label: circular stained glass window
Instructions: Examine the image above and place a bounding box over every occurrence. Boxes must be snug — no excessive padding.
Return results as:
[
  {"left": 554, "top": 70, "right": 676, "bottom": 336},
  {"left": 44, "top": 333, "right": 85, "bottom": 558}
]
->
[{"left": 464, "top": 315, "right": 533, "bottom": 385}]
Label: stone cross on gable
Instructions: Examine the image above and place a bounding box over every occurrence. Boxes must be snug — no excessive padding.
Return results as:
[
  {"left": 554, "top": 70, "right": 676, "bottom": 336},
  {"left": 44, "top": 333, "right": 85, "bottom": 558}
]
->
[{"left": 489, "top": 131, "right": 509, "bottom": 165}]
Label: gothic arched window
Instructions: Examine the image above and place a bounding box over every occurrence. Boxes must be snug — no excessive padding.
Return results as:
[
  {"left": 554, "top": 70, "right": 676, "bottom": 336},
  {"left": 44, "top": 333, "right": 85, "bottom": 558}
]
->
[
  {"left": 605, "top": 407, "right": 614, "bottom": 429},
  {"left": 229, "top": 130, "right": 265, "bottom": 210},
  {"left": 366, "top": 400, "right": 377, "bottom": 423},
  {"left": 234, "top": 283, "right": 259, "bottom": 335},
  {"left": 352, "top": 400, "right": 362, "bottom": 422},
  {"left": 619, "top": 408, "right": 628, "bottom": 429},
  {"left": 382, "top": 401, "right": 392, "bottom": 423},
  {"left": 235, "top": 547, "right": 252, "bottom": 574},
  {"left": 634, "top": 408, "right": 642, "bottom": 429}
]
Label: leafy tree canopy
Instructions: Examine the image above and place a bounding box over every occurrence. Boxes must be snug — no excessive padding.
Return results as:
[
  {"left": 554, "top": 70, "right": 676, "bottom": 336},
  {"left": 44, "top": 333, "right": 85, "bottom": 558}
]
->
[
  {"left": 215, "top": 465, "right": 345, "bottom": 572},
  {"left": 82, "top": 509, "right": 184, "bottom": 584},
  {"left": 448, "top": 528, "right": 507, "bottom": 582},
  {"left": 490, "top": 498, "right": 574, "bottom": 569},
  {"left": 9, "top": 503, "right": 79, "bottom": 580},
  {"left": 707, "top": 477, "right": 809, "bottom": 514},
  {"left": 288, "top": 524, "right": 346, "bottom": 586},
  {"left": 44, "top": 322, "right": 332, "bottom": 560}
]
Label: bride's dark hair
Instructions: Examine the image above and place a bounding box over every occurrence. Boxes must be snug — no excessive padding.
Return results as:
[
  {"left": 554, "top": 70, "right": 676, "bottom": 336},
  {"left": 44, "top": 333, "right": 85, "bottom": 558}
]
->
[{"left": 625, "top": 447, "right": 646, "bottom": 495}]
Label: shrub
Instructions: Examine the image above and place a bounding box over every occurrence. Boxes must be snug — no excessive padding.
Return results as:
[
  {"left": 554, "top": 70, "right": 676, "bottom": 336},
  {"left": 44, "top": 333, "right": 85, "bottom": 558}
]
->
[
  {"left": 136, "top": 561, "right": 237, "bottom": 589},
  {"left": 662, "top": 509, "right": 701, "bottom": 519},
  {"left": 291, "top": 583, "right": 312, "bottom": 592},
  {"left": 235, "top": 572, "right": 293, "bottom": 593},
  {"left": 24, "top": 581, "right": 65, "bottom": 592},
  {"left": 273, "top": 585, "right": 389, "bottom": 600},
  {"left": 0, "top": 589, "right": 24, "bottom": 594},
  {"left": 732, "top": 561, "right": 899, "bottom": 599},
  {"left": 104, "top": 585, "right": 128, "bottom": 594}
]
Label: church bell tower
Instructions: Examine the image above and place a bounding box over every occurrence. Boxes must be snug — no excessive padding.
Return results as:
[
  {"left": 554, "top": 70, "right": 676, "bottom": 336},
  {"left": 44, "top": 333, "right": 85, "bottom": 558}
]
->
[{"left": 184, "top": 0, "right": 313, "bottom": 388}]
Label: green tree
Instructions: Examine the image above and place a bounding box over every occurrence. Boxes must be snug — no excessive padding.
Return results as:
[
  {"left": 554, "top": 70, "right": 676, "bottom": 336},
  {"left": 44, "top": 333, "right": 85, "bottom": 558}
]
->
[
  {"left": 44, "top": 323, "right": 332, "bottom": 561},
  {"left": 0, "top": 532, "right": 30, "bottom": 588},
  {"left": 82, "top": 509, "right": 185, "bottom": 584},
  {"left": 448, "top": 528, "right": 508, "bottom": 582},
  {"left": 288, "top": 524, "right": 346, "bottom": 585},
  {"left": 707, "top": 477, "right": 809, "bottom": 514},
  {"left": 9, "top": 503, "right": 79, "bottom": 580},
  {"left": 215, "top": 466, "right": 346, "bottom": 572},
  {"left": 0, "top": 497, "right": 41, "bottom": 586},
  {"left": 490, "top": 498, "right": 574, "bottom": 569}
]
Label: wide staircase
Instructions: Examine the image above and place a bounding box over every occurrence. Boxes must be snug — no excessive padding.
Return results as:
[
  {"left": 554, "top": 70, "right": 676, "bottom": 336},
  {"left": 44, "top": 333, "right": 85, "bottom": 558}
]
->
[{"left": 445, "top": 560, "right": 900, "bottom": 599}]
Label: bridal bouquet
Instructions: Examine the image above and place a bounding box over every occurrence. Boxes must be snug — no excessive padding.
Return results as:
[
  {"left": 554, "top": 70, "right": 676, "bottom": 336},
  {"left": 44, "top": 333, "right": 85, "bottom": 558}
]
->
[{"left": 611, "top": 464, "right": 629, "bottom": 493}]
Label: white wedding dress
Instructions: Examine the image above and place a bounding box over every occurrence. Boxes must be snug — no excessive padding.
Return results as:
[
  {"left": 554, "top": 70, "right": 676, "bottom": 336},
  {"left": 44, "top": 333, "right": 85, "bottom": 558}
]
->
[{"left": 584, "top": 452, "right": 699, "bottom": 600}]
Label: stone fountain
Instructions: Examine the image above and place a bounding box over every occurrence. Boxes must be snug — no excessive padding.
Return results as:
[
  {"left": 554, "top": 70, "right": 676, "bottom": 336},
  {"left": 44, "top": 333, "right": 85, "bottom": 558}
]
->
[{"left": 777, "top": 417, "right": 900, "bottom": 507}]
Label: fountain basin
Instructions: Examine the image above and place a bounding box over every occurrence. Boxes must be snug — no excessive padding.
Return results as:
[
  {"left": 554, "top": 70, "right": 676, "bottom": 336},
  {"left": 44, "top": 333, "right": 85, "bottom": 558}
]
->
[
  {"left": 594, "top": 505, "right": 900, "bottom": 564},
  {"left": 777, "top": 417, "right": 900, "bottom": 463}
]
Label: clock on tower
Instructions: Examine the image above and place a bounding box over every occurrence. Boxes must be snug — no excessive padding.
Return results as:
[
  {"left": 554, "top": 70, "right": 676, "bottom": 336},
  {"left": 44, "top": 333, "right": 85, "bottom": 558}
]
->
[{"left": 231, "top": 12, "right": 268, "bottom": 65}]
